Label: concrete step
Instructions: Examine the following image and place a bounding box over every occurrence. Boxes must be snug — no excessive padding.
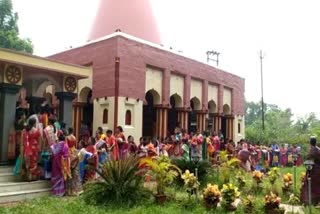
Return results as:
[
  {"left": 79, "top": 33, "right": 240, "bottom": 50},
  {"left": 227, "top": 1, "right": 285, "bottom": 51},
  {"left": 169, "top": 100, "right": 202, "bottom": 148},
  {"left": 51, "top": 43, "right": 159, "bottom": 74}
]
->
[
  {"left": 0, "top": 180, "right": 51, "bottom": 193},
  {"left": 0, "top": 188, "right": 51, "bottom": 204},
  {"left": 0, "top": 166, "right": 14, "bottom": 174},
  {"left": 0, "top": 173, "right": 19, "bottom": 182}
]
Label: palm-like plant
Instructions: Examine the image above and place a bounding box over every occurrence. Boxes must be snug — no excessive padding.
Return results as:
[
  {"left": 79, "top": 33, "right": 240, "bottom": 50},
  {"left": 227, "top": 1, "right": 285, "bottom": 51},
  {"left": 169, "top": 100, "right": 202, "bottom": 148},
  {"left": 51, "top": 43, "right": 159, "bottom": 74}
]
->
[
  {"left": 83, "top": 155, "right": 148, "bottom": 206},
  {"left": 140, "top": 155, "right": 181, "bottom": 195}
]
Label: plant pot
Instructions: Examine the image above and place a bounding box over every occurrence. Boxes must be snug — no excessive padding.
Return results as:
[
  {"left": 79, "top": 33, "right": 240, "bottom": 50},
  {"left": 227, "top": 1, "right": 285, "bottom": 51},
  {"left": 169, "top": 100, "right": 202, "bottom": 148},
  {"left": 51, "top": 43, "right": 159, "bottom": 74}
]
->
[
  {"left": 225, "top": 204, "right": 237, "bottom": 212},
  {"left": 265, "top": 208, "right": 285, "bottom": 214},
  {"left": 154, "top": 194, "right": 167, "bottom": 204},
  {"left": 204, "top": 201, "right": 219, "bottom": 210}
]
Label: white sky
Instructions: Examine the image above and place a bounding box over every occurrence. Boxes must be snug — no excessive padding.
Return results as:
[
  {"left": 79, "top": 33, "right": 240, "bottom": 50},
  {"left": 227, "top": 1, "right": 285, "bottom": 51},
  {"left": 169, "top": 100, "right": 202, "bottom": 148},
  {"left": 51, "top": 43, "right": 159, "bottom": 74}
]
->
[{"left": 12, "top": 0, "right": 320, "bottom": 117}]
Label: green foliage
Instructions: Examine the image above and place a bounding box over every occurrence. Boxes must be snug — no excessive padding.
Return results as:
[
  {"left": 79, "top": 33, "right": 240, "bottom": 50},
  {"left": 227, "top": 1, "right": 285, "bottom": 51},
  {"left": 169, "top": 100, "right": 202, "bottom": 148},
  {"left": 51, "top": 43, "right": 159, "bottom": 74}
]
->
[
  {"left": 0, "top": 0, "right": 33, "bottom": 53},
  {"left": 245, "top": 101, "right": 320, "bottom": 145},
  {"left": 172, "top": 158, "right": 211, "bottom": 187},
  {"left": 82, "top": 155, "right": 149, "bottom": 206},
  {"left": 140, "top": 155, "right": 181, "bottom": 195}
]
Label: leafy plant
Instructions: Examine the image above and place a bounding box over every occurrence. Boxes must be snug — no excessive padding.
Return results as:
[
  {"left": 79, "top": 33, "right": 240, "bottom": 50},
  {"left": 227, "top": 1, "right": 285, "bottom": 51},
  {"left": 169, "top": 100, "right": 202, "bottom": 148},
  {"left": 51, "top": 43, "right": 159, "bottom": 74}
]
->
[
  {"left": 219, "top": 157, "right": 241, "bottom": 183},
  {"left": 181, "top": 170, "right": 200, "bottom": 197},
  {"left": 264, "top": 192, "right": 281, "bottom": 210},
  {"left": 83, "top": 155, "right": 149, "bottom": 206},
  {"left": 268, "top": 167, "right": 280, "bottom": 185},
  {"left": 172, "top": 158, "right": 210, "bottom": 186},
  {"left": 140, "top": 155, "right": 181, "bottom": 195},
  {"left": 203, "top": 184, "right": 221, "bottom": 209},
  {"left": 221, "top": 183, "right": 240, "bottom": 206},
  {"left": 282, "top": 173, "right": 293, "bottom": 192},
  {"left": 252, "top": 170, "right": 264, "bottom": 184}
]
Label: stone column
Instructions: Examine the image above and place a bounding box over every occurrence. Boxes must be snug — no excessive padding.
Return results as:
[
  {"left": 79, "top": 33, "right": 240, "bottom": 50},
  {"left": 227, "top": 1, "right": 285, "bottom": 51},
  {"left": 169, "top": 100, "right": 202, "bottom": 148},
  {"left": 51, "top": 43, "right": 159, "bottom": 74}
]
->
[
  {"left": 155, "top": 107, "right": 168, "bottom": 139},
  {"left": 177, "top": 110, "right": 188, "bottom": 131},
  {"left": 0, "top": 83, "right": 21, "bottom": 165},
  {"left": 55, "top": 92, "right": 76, "bottom": 128},
  {"left": 196, "top": 112, "right": 206, "bottom": 134}
]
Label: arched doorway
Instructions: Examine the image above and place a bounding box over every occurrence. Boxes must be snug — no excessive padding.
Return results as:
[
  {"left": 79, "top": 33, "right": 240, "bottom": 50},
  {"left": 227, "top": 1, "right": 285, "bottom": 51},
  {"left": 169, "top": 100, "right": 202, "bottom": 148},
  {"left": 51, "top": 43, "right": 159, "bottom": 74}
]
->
[
  {"left": 79, "top": 87, "right": 93, "bottom": 135},
  {"left": 168, "top": 94, "right": 182, "bottom": 134},
  {"left": 143, "top": 89, "right": 160, "bottom": 138},
  {"left": 221, "top": 104, "right": 231, "bottom": 140},
  {"left": 208, "top": 100, "right": 217, "bottom": 131},
  {"left": 188, "top": 97, "right": 201, "bottom": 133}
]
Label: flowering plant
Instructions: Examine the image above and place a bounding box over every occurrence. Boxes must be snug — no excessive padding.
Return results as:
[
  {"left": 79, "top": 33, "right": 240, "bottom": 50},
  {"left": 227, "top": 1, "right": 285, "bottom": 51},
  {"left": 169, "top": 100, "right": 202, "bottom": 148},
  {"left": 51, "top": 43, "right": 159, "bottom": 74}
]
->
[
  {"left": 253, "top": 170, "right": 264, "bottom": 183},
  {"left": 264, "top": 192, "right": 281, "bottom": 210},
  {"left": 221, "top": 183, "right": 241, "bottom": 204},
  {"left": 282, "top": 173, "right": 293, "bottom": 190},
  {"left": 203, "top": 184, "right": 221, "bottom": 208},
  {"left": 268, "top": 167, "right": 280, "bottom": 184},
  {"left": 181, "top": 170, "right": 200, "bottom": 192}
]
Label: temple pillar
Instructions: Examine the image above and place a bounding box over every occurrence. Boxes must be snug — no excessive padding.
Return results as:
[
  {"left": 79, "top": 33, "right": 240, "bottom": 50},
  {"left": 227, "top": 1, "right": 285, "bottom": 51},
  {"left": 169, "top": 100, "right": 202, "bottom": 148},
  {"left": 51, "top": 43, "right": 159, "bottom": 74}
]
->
[
  {"left": 72, "top": 102, "right": 85, "bottom": 139},
  {"left": 177, "top": 110, "right": 189, "bottom": 131},
  {"left": 0, "top": 83, "right": 21, "bottom": 165},
  {"left": 155, "top": 107, "right": 168, "bottom": 139},
  {"left": 55, "top": 92, "right": 76, "bottom": 128},
  {"left": 196, "top": 112, "right": 207, "bottom": 134}
]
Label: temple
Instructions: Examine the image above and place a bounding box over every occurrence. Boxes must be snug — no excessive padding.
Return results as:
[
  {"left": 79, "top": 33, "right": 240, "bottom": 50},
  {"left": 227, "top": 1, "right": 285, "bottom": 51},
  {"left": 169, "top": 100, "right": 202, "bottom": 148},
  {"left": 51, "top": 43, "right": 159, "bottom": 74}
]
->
[
  {"left": 0, "top": 0, "right": 245, "bottom": 164},
  {"left": 50, "top": 0, "right": 245, "bottom": 143}
]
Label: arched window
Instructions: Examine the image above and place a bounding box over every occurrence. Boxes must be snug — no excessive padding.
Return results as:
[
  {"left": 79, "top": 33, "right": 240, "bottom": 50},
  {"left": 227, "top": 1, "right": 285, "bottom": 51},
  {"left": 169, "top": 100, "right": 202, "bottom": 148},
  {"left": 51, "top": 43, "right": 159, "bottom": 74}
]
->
[
  {"left": 125, "top": 110, "right": 132, "bottom": 126},
  {"left": 103, "top": 109, "right": 108, "bottom": 124}
]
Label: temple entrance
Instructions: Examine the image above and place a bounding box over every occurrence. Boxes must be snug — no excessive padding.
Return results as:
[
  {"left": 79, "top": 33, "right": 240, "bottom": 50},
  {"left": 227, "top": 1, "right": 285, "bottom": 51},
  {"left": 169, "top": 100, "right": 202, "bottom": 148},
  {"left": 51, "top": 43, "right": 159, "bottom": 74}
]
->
[
  {"left": 143, "top": 90, "right": 160, "bottom": 138},
  {"left": 221, "top": 104, "right": 231, "bottom": 140},
  {"left": 188, "top": 97, "right": 201, "bottom": 133},
  {"left": 168, "top": 94, "right": 182, "bottom": 134},
  {"left": 79, "top": 87, "right": 93, "bottom": 135},
  {"left": 207, "top": 100, "right": 217, "bottom": 132}
]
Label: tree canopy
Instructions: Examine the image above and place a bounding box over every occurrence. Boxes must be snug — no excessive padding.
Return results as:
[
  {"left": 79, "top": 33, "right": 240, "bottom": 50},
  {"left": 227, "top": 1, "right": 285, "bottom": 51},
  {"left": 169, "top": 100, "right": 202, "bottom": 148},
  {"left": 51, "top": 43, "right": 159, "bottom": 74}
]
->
[
  {"left": 245, "top": 101, "right": 320, "bottom": 146},
  {"left": 0, "top": 0, "right": 33, "bottom": 53}
]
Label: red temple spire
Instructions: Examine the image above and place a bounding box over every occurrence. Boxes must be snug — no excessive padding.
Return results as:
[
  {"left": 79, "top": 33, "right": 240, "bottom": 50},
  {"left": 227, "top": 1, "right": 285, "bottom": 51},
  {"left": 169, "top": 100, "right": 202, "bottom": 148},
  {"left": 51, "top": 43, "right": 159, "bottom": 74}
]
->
[{"left": 88, "top": 0, "right": 161, "bottom": 44}]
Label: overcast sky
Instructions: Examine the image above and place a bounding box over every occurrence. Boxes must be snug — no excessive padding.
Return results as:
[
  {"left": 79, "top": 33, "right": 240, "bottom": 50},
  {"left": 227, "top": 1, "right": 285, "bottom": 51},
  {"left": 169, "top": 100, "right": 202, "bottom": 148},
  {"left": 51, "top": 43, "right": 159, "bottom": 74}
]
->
[{"left": 12, "top": 0, "right": 320, "bottom": 118}]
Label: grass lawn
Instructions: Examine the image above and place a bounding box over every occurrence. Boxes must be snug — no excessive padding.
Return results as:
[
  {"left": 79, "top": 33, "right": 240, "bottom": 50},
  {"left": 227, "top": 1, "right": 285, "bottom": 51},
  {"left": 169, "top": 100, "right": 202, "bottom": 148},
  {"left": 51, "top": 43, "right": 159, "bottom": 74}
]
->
[{"left": 0, "top": 167, "right": 317, "bottom": 214}]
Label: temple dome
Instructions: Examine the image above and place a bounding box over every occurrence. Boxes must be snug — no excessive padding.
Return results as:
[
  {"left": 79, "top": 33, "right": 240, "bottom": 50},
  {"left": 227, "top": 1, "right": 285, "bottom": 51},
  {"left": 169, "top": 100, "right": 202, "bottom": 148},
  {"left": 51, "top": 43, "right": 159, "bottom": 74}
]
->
[{"left": 88, "top": 0, "right": 161, "bottom": 44}]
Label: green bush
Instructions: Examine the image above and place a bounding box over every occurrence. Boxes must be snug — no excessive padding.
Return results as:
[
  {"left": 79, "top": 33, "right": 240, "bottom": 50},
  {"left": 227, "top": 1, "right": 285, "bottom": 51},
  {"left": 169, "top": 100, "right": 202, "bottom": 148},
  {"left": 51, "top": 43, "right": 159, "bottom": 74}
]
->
[
  {"left": 83, "top": 155, "right": 150, "bottom": 206},
  {"left": 172, "top": 159, "right": 211, "bottom": 187}
]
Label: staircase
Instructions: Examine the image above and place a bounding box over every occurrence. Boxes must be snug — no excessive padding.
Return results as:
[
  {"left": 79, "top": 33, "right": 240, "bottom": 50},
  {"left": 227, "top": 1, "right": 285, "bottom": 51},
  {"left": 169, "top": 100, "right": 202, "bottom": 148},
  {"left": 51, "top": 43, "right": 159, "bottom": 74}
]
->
[{"left": 0, "top": 166, "right": 51, "bottom": 204}]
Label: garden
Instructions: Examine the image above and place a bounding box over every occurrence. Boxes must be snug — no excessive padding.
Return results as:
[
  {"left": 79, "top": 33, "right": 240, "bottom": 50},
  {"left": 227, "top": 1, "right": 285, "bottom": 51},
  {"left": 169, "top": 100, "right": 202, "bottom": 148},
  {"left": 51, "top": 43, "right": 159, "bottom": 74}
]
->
[{"left": 0, "top": 153, "right": 316, "bottom": 214}]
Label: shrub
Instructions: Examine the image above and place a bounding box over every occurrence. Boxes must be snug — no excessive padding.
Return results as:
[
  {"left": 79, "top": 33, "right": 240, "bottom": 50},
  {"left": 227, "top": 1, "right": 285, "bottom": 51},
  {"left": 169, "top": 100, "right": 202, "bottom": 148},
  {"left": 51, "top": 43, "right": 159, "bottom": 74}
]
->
[
  {"left": 82, "top": 155, "right": 149, "bottom": 206},
  {"left": 140, "top": 155, "right": 181, "bottom": 195},
  {"left": 173, "top": 158, "right": 211, "bottom": 186}
]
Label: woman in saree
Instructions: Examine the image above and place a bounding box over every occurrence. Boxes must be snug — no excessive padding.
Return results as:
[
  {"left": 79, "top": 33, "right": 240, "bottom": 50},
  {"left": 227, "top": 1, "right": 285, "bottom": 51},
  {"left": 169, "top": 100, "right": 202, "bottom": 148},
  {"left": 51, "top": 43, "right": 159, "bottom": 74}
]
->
[
  {"left": 280, "top": 144, "right": 287, "bottom": 167},
  {"left": 21, "top": 117, "right": 41, "bottom": 181},
  {"left": 66, "top": 128, "right": 81, "bottom": 196},
  {"left": 106, "top": 129, "right": 119, "bottom": 160},
  {"left": 85, "top": 137, "right": 98, "bottom": 182},
  {"left": 115, "top": 126, "right": 128, "bottom": 159},
  {"left": 51, "top": 130, "right": 70, "bottom": 196},
  {"left": 301, "top": 137, "right": 320, "bottom": 204}
]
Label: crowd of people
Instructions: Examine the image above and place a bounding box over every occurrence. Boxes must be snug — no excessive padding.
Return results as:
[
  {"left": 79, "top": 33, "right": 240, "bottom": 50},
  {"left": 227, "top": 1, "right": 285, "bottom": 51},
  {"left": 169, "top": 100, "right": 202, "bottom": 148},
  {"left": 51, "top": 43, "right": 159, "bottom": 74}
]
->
[{"left": 14, "top": 104, "right": 306, "bottom": 197}]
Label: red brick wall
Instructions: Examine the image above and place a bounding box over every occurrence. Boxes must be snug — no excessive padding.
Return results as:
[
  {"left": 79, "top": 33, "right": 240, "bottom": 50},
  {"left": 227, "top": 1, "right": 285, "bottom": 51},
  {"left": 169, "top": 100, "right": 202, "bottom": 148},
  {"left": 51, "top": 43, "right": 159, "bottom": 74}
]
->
[
  {"left": 116, "top": 36, "right": 245, "bottom": 115},
  {"left": 48, "top": 38, "right": 118, "bottom": 99},
  {"left": 48, "top": 35, "right": 245, "bottom": 115}
]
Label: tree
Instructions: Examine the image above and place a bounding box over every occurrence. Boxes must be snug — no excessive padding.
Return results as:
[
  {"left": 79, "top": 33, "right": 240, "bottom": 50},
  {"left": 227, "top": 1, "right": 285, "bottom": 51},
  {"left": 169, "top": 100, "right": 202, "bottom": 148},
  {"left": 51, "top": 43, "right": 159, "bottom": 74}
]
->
[{"left": 0, "top": 0, "right": 33, "bottom": 53}]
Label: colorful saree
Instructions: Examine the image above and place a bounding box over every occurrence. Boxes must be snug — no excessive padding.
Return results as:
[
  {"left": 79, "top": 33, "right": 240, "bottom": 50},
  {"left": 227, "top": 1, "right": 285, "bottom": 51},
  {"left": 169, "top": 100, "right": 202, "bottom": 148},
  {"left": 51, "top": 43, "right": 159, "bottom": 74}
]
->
[
  {"left": 51, "top": 141, "right": 69, "bottom": 196},
  {"left": 22, "top": 129, "right": 40, "bottom": 181}
]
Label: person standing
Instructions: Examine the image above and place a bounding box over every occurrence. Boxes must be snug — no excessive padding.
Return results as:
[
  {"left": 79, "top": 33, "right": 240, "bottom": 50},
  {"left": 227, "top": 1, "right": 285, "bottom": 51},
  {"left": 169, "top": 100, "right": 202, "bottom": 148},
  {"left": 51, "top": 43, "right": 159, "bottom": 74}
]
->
[
  {"left": 85, "top": 137, "right": 98, "bottom": 182},
  {"left": 115, "top": 126, "right": 128, "bottom": 159},
  {"left": 128, "top": 135, "right": 138, "bottom": 155},
  {"left": 301, "top": 137, "right": 320, "bottom": 205},
  {"left": 21, "top": 118, "right": 41, "bottom": 181},
  {"left": 65, "top": 128, "right": 81, "bottom": 196},
  {"left": 280, "top": 144, "right": 287, "bottom": 167},
  {"left": 106, "top": 130, "right": 119, "bottom": 160},
  {"left": 51, "top": 130, "right": 70, "bottom": 196}
]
